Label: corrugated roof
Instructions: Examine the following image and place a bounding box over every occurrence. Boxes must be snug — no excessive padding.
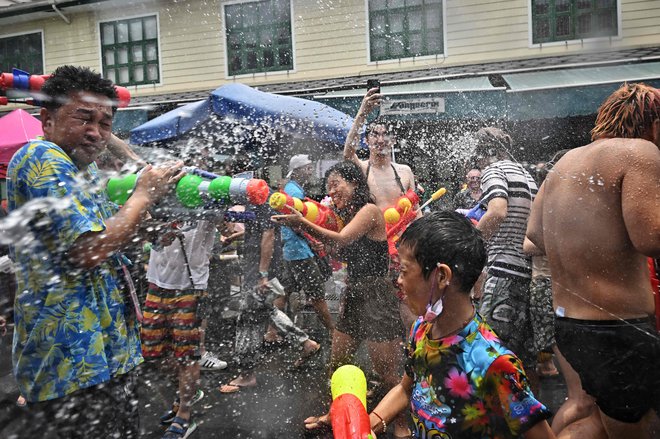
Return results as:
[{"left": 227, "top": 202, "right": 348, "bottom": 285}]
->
[
  {"left": 503, "top": 61, "right": 660, "bottom": 92},
  {"left": 126, "top": 46, "right": 660, "bottom": 106},
  {"left": 0, "top": 0, "right": 37, "bottom": 9}
]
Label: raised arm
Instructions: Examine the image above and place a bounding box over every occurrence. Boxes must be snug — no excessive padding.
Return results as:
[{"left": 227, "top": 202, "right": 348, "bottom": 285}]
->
[{"left": 343, "top": 88, "right": 381, "bottom": 166}]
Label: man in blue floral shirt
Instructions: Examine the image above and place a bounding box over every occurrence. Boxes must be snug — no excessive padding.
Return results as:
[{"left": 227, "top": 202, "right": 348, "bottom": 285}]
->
[{"left": 7, "top": 65, "right": 182, "bottom": 438}]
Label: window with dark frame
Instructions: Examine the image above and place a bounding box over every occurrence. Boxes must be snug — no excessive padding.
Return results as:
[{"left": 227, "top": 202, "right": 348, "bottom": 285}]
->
[
  {"left": 369, "top": 0, "right": 443, "bottom": 62},
  {"left": 532, "top": 0, "right": 618, "bottom": 44},
  {"left": 0, "top": 32, "right": 43, "bottom": 74},
  {"left": 224, "top": 0, "right": 293, "bottom": 76},
  {"left": 100, "top": 15, "right": 160, "bottom": 86}
]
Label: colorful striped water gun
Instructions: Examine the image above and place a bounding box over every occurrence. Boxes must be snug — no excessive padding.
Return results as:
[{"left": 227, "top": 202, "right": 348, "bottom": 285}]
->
[
  {"left": 1, "top": 68, "right": 131, "bottom": 107},
  {"left": 107, "top": 167, "right": 269, "bottom": 208},
  {"left": 385, "top": 188, "right": 446, "bottom": 254},
  {"left": 269, "top": 191, "right": 343, "bottom": 232},
  {"left": 330, "top": 365, "right": 374, "bottom": 439}
]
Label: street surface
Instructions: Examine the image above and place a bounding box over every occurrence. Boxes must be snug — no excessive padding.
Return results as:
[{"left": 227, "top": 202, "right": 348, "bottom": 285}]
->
[{"left": 0, "top": 290, "right": 567, "bottom": 438}]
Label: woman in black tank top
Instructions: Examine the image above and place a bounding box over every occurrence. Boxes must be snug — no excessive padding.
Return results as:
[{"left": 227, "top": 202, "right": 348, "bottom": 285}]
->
[{"left": 272, "top": 161, "right": 404, "bottom": 431}]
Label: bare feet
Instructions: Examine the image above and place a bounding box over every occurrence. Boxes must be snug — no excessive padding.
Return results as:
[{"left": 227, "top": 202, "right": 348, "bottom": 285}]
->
[
  {"left": 219, "top": 374, "right": 257, "bottom": 394},
  {"left": 536, "top": 359, "right": 559, "bottom": 377},
  {"left": 263, "top": 329, "right": 284, "bottom": 345},
  {"left": 304, "top": 413, "right": 330, "bottom": 431}
]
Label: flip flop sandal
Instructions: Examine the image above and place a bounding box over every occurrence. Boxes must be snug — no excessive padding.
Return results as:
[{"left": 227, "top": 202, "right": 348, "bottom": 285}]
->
[
  {"left": 293, "top": 344, "right": 322, "bottom": 369},
  {"left": 218, "top": 381, "right": 256, "bottom": 394},
  {"left": 162, "top": 417, "right": 197, "bottom": 439}
]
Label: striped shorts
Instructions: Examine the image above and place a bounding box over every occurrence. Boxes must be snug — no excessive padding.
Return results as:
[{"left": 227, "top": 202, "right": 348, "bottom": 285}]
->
[{"left": 141, "top": 283, "right": 202, "bottom": 359}]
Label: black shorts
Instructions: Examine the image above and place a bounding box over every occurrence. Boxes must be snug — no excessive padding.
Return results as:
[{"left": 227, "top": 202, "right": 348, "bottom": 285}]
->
[
  {"left": 336, "top": 276, "right": 401, "bottom": 342},
  {"left": 281, "top": 257, "right": 325, "bottom": 300},
  {"left": 555, "top": 316, "right": 660, "bottom": 423},
  {"left": 25, "top": 371, "right": 139, "bottom": 439}
]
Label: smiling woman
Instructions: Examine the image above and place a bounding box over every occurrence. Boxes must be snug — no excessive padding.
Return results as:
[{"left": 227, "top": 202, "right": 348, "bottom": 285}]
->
[{"left": 272, "top": 160, "right": 408, "bottom": 436}]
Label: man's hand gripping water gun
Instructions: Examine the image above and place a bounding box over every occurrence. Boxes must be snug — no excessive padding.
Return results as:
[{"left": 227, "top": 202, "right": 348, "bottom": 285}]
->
[{"left": 106, "top": 167, "right": 269, "bottom": 221}]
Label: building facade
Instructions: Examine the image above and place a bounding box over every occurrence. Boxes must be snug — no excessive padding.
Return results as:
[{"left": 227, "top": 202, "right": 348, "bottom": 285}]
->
[{"left": 1, "top": 0, "right": 659, "bottom": 185}]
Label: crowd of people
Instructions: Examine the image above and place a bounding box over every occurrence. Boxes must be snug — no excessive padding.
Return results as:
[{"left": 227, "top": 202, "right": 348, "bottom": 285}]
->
[{"left": 0, "top": 65, "right": 658, "bottom": 439}]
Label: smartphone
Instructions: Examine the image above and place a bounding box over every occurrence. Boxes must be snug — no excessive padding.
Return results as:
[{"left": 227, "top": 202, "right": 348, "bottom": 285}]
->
[{"left": 366, "top": 79, "right": 380, "bottom": 93}]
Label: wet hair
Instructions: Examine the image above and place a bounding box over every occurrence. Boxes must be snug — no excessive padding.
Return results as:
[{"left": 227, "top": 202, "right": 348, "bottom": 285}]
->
[
  {"left": 365, "top": 119, "right": 390, "bottom": 137},
  {"left": 591, "top": 83, "right": 660, "bottom": 141},
  {"left": 399, "top": 211, "right": 486, "bottom": 292},
  {"left": 325, "top": 160, "right": 373, "bottom": 218},
  {"left": 473, "top": 127, "right": 512, "bottom": 159},
  {"left": 40, "top": 65, "right": 117, "bottom": 113}
]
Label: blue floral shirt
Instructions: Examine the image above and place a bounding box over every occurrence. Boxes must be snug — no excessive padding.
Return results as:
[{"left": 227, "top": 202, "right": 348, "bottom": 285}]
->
[
  {"left": 405, "top": 313, "right": 551, "bottom": 438},
  {"left": 7, "top": 139, "right": 142, "bottom": 402}
]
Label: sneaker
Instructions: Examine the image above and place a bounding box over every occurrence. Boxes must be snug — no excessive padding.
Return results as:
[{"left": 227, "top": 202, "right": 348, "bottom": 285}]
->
[
  {"left": 160, "top": 389, "right": 205, "bottom": 425},
  {"left": 198, "top": 351, "right": 228, "bottom": 371}
]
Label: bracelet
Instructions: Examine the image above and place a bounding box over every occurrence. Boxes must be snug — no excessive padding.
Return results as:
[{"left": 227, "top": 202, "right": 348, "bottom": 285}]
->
[{"left": 371, "top": 411, "right": 387, "bottom": 433}]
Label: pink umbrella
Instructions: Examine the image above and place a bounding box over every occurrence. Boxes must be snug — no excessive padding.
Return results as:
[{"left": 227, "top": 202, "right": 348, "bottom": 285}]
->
[{"left": 0, "top": 109, "right": 43, "bottom": 178}]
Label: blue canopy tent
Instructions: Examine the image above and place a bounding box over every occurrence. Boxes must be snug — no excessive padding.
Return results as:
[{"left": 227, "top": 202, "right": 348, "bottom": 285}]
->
[
  {"left": 130, "top": 84, "right": 354, "bottom": 154},
  {"left": 130, "top": 99, "right": 212, "bottom": 144}
]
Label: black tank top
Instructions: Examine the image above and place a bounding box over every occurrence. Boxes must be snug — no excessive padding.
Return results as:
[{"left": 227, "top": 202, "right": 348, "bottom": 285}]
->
[{"left": 341, "top": 235, "right": 389, "bottom": 280}]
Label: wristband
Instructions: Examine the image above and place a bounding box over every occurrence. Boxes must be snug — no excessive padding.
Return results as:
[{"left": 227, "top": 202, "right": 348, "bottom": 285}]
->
[
  {"left": 371, "top": 411, "right": 386, "bottom": 433},
  {"left": 259, "top": 270, "right": 269, "bottom": 279}
]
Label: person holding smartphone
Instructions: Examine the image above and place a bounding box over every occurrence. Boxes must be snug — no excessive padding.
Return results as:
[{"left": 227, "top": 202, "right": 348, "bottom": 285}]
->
[{"left": 343, "top": 80, "right": 416, "bottom": 212}]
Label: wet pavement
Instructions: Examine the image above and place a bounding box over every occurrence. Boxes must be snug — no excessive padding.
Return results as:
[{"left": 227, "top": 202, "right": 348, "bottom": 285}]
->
[{"left": 0, "top": 293, "right": 568, "bottom": 439}]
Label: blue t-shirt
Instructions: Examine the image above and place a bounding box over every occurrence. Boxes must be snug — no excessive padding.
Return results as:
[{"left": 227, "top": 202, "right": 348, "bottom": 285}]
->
[
  {"left": 281, "top": 180, "right": 314, "bottom": 261},
  {"left": 7, "top": 140, "right": 142, "bottom": 402}
]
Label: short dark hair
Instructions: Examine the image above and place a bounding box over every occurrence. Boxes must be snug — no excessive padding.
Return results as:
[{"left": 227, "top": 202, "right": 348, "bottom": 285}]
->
[
  {"left": 365, "top": 119, "right": 390, "bottom": 137},
  {"left": 399, "top": 211, "right": 486, "bottom": 292},
  {"left": 325, "top": 160, "right": 374, "bottom": 218},
  {"left": 40, "top": 65, "right": 117, "bottom": 113}
]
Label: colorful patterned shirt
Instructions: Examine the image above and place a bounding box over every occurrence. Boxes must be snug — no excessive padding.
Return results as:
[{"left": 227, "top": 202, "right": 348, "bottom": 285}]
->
[
  {"left": 405, "top": 313, "right": 550, "bottom": 438},
  {"left": 7, "top": 139, "right": 142, "bottom": 402}
]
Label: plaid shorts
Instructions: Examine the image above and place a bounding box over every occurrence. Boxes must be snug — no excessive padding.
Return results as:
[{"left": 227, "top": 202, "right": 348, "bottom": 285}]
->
[{"left": 141, "top": 283, "right": 202, "bottom": 359}]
